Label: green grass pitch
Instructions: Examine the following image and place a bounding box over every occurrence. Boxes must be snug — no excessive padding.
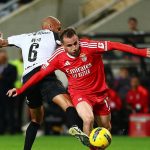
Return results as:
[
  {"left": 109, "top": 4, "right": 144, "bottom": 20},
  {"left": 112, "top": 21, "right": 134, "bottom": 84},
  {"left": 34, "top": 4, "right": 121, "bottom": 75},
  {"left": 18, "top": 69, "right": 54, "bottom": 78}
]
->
[{"left": 0, "top": 135, "right": 150, "bottom": 150}]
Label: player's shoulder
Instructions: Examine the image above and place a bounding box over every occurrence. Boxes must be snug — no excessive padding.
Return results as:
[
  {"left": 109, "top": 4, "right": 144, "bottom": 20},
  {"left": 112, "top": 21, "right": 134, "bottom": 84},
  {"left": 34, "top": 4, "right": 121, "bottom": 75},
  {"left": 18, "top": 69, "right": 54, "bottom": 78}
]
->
[
  {"left": 47, "top": 46, "right": 65, "bottom": 63},
  {"left": 80, "top": 38, "right": 106, "bottom": 44},
  {"left": 53, "top": 46, "right": 65, "bottom": 57},
  {"left": 9, "top": 30, "right": 53, "bottom": 38},
  {"left": 36, "top": 29, "right": 60, "bottom": 43},
  {"left": 26, "top": 29, "right": 52, "bottom": 36},
  {"left": 37, "top": 29, "right": 52, "bottom": 34},
  {"left": 16, "top": 30, "right": 52, "bottom": 38}
]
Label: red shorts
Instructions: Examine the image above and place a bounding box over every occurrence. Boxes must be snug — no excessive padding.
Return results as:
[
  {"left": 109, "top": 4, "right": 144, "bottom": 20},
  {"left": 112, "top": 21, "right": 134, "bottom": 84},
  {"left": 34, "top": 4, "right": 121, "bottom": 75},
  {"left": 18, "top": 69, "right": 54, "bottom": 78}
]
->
[{"left": 71, "top": 92, "right": 111, "bottom": 116}]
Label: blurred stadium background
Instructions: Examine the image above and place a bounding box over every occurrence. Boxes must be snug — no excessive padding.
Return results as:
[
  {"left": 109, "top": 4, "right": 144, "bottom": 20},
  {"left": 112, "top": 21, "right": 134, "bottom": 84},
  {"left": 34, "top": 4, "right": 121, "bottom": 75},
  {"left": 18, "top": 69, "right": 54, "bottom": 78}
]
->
[{"left": 0, "top": 0, "right": 150, "bottom": 149}]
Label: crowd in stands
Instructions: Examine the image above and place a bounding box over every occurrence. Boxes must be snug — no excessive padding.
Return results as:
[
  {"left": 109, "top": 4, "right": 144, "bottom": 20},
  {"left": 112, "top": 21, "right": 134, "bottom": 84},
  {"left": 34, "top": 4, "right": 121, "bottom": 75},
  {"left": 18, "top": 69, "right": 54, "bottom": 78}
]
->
[
  {"left": 0, "top": 0, "right": 34, "bottom": 18},
  {"left": 106, "top": 66, "right": 150, "bottom": 135},
  {"left": 0, "top": 0, "right": 33, "bottom": 4},
  {"left": 0, "top": 49, "right": 17, "bottom": 134},
  {"left": 105, "top": 17, "right": 150, "bottom": 135}
]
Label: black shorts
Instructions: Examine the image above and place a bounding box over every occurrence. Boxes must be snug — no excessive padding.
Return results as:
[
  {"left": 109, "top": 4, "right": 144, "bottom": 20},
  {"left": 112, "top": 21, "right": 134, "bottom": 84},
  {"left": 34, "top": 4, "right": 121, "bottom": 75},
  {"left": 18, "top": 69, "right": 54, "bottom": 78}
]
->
[{"left": 22, "top": 67, "right": 67, "bottom": 108}]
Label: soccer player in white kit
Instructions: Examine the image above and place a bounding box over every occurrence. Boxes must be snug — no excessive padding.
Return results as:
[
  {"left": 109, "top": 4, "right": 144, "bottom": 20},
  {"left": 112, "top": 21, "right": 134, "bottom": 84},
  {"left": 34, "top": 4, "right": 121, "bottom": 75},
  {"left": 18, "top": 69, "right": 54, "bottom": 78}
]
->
[{"left": 0, "top": 17, "right": 83, "bottom": 150}]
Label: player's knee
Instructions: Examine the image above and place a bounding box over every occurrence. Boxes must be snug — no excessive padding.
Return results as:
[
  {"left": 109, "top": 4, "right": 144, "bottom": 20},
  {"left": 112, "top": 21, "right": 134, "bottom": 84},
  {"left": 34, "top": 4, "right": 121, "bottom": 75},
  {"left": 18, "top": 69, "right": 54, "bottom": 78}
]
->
[
  {"left": 30, "top": 106, "right": 44, "bottom": 124},
  {"left": 31, "top": 117, "right": 43, "bottom": 125},
  {"left": 31, "top": 115, "right": 43, "bottom": 125},
  {"left": 83, "top": 114, "right": 94, "bottom": 125}
]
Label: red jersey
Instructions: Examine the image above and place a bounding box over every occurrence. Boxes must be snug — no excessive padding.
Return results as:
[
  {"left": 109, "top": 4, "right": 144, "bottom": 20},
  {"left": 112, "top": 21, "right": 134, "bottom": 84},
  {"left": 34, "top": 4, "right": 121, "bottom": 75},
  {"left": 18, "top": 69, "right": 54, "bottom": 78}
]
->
[
  {"left": 43, "top": 39, "right": 109, "bottom": 96},
  {"left": 126, "top": 86, "right": 149, "bottom": 113},
  {"left": 108, "top": 88, "right": 122, "bottom": 111},
  {"left": 17, "top": 39, "right": 147, "bottom": 98}
]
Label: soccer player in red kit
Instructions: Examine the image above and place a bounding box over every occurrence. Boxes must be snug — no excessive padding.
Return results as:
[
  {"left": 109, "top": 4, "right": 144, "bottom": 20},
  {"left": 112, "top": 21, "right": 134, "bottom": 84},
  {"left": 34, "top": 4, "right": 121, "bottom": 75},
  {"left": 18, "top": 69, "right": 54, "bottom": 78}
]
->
[
  {"left": 126, "top": 76, "right": 149, "bottom": 113},
  {"left": 108, "top": 89, "right": 122, "bottom": 111},
  {"left": 7, "top": 28, "right": 150, "bottom": 149}
]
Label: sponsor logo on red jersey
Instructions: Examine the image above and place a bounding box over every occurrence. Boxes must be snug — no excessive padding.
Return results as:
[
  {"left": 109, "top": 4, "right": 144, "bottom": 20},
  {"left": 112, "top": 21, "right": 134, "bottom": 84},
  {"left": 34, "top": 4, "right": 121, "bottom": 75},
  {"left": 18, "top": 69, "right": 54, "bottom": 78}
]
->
[{"left": 66, "top": 63, "right": 92, "bottom": 78}]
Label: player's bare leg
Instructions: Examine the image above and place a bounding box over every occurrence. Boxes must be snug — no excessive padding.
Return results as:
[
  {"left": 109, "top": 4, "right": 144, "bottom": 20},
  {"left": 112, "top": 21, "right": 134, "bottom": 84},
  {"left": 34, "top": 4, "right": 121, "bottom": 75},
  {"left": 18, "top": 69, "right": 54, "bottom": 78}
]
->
[
  {"left": 69, "top": 101, "right": 94, "bottom": 147},
  {"left": 52, "top": 94, "right": 73, "bottom": 111},
  {"left": 24, "top": 106, "right": 44, "bottom": 150},
  {"left": 95, "top": 114, "right": 111, "bottom": 131},
  {"left": 76, "top": 101, "right": 94, "bottom": 135},
  {"left": 29, "top": 106, "right": 44, "bottom": 124}
]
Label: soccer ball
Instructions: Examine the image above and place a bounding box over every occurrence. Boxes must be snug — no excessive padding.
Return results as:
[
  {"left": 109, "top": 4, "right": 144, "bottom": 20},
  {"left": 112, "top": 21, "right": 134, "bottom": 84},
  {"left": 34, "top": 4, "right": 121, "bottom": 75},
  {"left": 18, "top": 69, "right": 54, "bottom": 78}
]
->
[{"left": 89, "top": 127, "right": 112, "bottom": 149}]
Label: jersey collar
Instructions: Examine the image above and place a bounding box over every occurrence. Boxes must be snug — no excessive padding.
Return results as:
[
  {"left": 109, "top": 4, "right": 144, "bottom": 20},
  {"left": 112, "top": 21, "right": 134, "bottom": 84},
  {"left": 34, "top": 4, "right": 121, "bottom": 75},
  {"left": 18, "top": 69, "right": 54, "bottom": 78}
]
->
[{"left": 67, "top": 53, "right": 76, "bottom": 59}]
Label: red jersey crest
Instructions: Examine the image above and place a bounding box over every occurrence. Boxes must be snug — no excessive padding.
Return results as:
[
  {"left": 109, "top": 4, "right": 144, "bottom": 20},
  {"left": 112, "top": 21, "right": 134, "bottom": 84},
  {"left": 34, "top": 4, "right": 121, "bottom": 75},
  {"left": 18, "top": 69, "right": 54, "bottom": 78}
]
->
[{"left": 80, "top": 53, "right": 87, "bottom": 62}]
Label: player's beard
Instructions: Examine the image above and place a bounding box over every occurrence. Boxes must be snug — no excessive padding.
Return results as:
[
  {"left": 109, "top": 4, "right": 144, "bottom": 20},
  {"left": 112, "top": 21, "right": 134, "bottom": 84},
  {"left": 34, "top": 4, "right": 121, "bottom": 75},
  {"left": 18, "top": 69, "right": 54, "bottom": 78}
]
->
[{"left": 71, "top": 49, "right": 80, "bottom": 57}]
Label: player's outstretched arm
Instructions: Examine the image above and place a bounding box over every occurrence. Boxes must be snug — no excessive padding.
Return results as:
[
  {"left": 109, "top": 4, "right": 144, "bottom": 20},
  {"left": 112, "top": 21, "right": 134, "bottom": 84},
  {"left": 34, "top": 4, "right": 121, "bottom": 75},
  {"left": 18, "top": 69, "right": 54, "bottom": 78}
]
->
[
  {"left": 20, "top": 68, "right": 52, "bottom": 95},
  {"left": 108, "top": 41, "right": 150, "bottom": 57},
  {"left": 7, "top": 66, "right": 54, "bottom": 96}
]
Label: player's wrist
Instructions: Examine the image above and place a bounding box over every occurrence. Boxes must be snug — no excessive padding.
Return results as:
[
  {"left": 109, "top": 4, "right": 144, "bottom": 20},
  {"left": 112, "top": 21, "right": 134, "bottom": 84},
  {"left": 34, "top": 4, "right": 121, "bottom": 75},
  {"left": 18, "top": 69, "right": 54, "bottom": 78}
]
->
[{"left": 16, "top": 88, "right": 22, "bottom": 95}]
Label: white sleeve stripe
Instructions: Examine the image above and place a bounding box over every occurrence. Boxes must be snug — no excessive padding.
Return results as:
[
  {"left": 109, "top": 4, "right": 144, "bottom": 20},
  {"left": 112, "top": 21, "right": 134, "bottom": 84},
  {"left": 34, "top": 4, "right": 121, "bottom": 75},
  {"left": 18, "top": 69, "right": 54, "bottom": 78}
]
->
[
  {"left": 80, "top": 41, "right": 98, "bottom": 45},
  {"left": 49, "top": 47, "right": 64, "bottom": 59},
  {"left": 80, "top": 41, "right": 108, "bottom": 51},
  {"left": 105, "top": 41, "right": 108, "bottom": 51},
  {"left": 79, "top": 42, "right": 88, "bottom": 44},
  {"left": 48, "top": 51, "right": 63, "bottom": 62},
  {"left": 41, "top": 64, "right": 47, "bottom": 69},
  {"left": 48, "top": 49, "right": 64, "bottom": 63},
  {"left": 41, "top": 48, "right": 64, "bottom": 70},
  {"left": 80, "top": 45, "right": 88, "bottom": 47},
  {"left": 80, "top": 41, "right": 100, "bottom": 49},
  {"left": 89, "top": 43, "right": 97, "bottom": 46},
  {"left": 89, "top": 44, "right": 97, "bottom": 47},
  {"left": 80, "top": 43, "right": 88, "bottom": 46},
  {"left": 88, "top": 46, "right": 98, "bottom": 48}
]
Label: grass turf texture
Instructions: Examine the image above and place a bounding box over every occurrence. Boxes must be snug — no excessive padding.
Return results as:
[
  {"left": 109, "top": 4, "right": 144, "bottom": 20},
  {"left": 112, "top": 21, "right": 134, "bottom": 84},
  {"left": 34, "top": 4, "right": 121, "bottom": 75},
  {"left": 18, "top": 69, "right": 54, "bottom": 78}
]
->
[{"left": 0, "top": 135, "right": 150, "bottom": 150}]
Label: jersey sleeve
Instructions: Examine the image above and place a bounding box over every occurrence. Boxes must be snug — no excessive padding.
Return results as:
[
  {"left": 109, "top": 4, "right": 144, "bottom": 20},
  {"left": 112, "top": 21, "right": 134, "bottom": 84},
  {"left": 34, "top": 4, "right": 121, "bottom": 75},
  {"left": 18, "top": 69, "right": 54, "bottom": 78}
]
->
[
  {"left": 7, "top": 34, "right": 25, "bottom": 48},
  {"left": 17, "top": 66, "right": 54, "bottom": 95},
  {"left": 80, "top": 39, "right": 108, "bottom": 54},
  {"left": 80, "top": 39, "right": 147, "bottom": 57},
  {"left": 107, "top": 41, "right": 147, "bottom": 57}
]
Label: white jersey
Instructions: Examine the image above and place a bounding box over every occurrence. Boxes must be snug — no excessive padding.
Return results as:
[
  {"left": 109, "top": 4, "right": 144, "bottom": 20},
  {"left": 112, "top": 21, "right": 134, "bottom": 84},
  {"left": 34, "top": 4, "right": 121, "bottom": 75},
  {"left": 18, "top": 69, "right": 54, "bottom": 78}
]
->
[{"left": 8, "top": 29, "right": 59, "bottom": 76}]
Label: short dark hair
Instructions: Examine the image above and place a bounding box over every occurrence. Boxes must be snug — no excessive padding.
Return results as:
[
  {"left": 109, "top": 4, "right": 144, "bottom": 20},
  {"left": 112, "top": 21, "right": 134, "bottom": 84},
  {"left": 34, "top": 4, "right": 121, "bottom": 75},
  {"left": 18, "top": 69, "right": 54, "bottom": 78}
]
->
[
  {"left": 60, "top": 28, "right": 77, "bottom": 43},
  {"left": 128, "top": 17, "right": 138, "bottom": 23}
]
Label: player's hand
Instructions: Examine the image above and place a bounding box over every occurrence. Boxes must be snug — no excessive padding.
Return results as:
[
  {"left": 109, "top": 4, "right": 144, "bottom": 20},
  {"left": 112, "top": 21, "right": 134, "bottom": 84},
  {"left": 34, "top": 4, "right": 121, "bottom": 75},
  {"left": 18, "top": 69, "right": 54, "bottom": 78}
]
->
[
  {"left": 6, "top": 88, "right": 18, "bottom": 97},
  {"left": 147, "top": 48, "right": 150, "bottom": 57}
]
